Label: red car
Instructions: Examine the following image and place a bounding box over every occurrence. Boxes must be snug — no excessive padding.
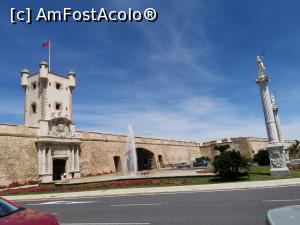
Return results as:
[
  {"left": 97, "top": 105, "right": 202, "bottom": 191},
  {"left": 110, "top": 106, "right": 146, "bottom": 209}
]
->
[{"left": 0, "top": 197, "right": 59, "bottom": 225}]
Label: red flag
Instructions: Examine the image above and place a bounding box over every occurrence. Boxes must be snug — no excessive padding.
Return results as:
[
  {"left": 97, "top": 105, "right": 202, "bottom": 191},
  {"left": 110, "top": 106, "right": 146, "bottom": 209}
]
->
[{"left": 42, "top": 41, "right": 50, "bottom": 48}]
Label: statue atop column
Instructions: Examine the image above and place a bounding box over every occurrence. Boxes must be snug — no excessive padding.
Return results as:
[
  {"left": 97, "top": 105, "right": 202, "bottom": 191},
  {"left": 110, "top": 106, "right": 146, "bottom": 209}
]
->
[
  {"left": 256, "top": 56, "right": 266, "bottom": 77},
  {"left": 255, "top": 56, "right": 289, "bottom": 176}
]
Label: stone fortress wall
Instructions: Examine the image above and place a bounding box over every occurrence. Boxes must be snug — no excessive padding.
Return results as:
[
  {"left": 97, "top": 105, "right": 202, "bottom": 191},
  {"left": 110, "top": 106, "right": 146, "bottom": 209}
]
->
[
  {"left": 200, "top": 137, "right": 293, "bottom": 160},
  {"left": 0, "top": 124, "right": 39, "bottom": 186},
  {"left": 77, "top": 131, "right": 202, "bottom": 176},
  {"left": 0, "top": 123, "right": 294, "bottom": 186}
]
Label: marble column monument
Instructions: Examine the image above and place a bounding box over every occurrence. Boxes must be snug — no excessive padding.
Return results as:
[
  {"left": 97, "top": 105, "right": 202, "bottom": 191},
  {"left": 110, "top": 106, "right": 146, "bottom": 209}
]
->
[
  {"left": 255, "top": 56, "right": 289, "bottom": 176},
  {"left": 271, "top": 95, "right": 283, "bottom": 143},
  {"left": 271, "top": 95, "right": 289, "bottom": 162}
]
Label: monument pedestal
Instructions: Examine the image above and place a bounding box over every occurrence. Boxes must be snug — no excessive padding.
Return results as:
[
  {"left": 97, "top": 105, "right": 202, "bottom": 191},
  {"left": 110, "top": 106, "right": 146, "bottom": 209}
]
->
[
  {"left": 267, "top": 143, "right": 290, "bottom": 176},
  {"left": 270, "top": 167, "right": 290, "bottom": 176}
]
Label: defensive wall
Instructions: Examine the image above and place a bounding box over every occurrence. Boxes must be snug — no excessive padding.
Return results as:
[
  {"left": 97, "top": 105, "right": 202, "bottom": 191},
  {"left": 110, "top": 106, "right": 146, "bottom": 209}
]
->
[{"left": 0, "top": 123, "right": 294, "bottom": 186}]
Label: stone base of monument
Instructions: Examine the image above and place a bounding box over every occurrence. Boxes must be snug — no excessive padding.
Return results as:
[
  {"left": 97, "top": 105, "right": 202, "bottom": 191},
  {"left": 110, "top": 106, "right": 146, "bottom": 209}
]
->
[
  {"left": 270, "top": 167, "right": 290, "bottom": 176},
  {"left": 268, "top": 143, "right": 290, "bottom": 176}
]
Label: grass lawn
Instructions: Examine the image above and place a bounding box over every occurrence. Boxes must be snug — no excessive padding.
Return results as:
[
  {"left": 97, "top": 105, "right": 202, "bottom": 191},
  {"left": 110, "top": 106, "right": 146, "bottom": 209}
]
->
[
  {"left": 247, "top": 165, "right": 300, "bottom": 180},
  {"left": 162, "top": 166, "right": 300, "bottom": 185},
  {"left": 1, "top": 166, "right": 300, "bottom": 196}
]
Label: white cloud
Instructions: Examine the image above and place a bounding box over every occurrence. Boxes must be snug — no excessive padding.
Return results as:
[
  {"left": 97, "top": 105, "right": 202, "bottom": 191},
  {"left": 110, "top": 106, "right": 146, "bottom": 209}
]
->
[{"left": 73, "top": 95, "right": 271, "bottom": 141}]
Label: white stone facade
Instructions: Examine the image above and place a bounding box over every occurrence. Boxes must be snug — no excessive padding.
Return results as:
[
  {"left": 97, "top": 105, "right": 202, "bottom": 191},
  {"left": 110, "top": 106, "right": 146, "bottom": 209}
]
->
[
  {"left": 21, "top": 61, "right": 80, "bottom": 182},
  {"left": 21, "top": 61, "right": 75, "bottom": 127}
]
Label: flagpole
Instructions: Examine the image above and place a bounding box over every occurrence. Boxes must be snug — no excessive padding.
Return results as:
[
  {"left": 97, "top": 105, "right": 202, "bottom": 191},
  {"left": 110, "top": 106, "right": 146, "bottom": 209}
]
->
[{"left": 48, "top": 41, "right": 51, "bottom": 72}]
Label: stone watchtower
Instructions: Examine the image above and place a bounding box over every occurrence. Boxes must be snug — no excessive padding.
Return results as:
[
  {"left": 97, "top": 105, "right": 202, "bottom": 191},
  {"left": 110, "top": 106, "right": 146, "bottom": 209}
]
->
[
  {"left": 21, "top": 61, "right": 75, "bottom": 128},
  {"left": 21, "top": 61, "right": 81, "bottom": 182}
]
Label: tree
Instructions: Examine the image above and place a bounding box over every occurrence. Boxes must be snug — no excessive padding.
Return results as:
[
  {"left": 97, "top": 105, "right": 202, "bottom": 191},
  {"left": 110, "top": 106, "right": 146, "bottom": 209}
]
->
[
  {"left": 253, "top": 149, "right": 270, "bottom": 166},
  {"left": 212, "top": 150, "right": 250, "bottom": 180},
  {"left": 287, "top": 140, "right": 300, "bottom": 159},
  {"left": 213, "top": 144, "right": 230, "bottom": 154},
  {"left": 195, "top": 156, "right": 211, "bottom": 162}
]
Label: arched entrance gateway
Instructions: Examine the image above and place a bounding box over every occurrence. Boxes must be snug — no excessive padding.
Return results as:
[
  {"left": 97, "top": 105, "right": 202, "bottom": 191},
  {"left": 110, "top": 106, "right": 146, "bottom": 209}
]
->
[
  {"left": 113, "top": 156, "right": 122, "bottom": 173},
  {"left": 136, "top": 148, "right": 156, "bottom": 171}
]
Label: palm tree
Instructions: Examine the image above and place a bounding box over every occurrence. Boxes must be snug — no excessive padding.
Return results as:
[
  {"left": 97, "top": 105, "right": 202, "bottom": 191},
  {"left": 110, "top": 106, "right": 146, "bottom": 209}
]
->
[{"left": 287, "top": 140, "right": 300, "bottom": 159}]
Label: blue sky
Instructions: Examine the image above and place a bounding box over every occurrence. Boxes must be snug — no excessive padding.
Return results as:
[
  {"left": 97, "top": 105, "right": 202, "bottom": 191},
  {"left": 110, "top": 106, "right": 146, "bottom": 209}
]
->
[{"left": 0, "top": 0, "right": 300, "bottom": 141}]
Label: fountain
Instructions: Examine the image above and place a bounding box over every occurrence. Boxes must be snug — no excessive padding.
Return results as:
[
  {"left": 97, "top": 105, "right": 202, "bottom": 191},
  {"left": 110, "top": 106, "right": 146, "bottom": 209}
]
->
[{"left": 122, "top": 124, "right": 138, "bottom": 176}]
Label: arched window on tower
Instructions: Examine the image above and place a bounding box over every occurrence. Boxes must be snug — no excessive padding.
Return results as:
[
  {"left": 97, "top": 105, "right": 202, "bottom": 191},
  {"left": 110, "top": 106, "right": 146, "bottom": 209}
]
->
[{"left": 31, "top": 102, "right": 37, "bottom": 114}]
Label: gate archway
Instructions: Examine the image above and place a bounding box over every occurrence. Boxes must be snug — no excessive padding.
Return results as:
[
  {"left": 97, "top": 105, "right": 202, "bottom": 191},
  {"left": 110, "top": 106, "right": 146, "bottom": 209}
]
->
[
  {"left": 136, "top": 148, "right": 156, "bottom": 171},
  {"left": 113, "top": 156, "right": 122, "bottom": 173},
  {"left": 53, "top": 159, "right": 66, "bottom": 180}
]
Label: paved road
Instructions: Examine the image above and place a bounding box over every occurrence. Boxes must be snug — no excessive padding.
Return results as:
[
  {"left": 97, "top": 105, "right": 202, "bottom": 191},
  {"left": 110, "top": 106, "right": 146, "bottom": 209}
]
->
[{"left": 16, "top": 185, "right": 300, "bottom": 225}]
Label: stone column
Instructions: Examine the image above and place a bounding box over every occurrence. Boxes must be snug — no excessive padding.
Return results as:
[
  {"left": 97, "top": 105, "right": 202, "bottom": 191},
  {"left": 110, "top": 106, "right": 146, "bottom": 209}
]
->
[
  {"left": 75, "top": 148, "right": 80, "bottom": 171},
  {"left": 72, "top": 148, "right": 75, "bottom": 171},
  {"left": 38, "top": 148, "right": 42, "bottom": 174},
  {"left": 74, "top": 148, "right": 77, "bottom": 171},
  {"left": 272, "top": 98, "right": 290, "bottom": 162},
  {"left": 272, "top": 104, "right": 283, "bottom": 143},
  {"left": 256, "top": 76, "right": 279, "bottom": 143},
  {"left": 256, "top": 58, "right": 289, "bottom": 176},
  {"left": 47, "top": 148, "right": 52, "bottom": 174},
  {"left": 42, "top": 148, "right": 46, "bottom": 174},
  {"left": 67, "top": 147, "right": 71, "bottom": 172}
]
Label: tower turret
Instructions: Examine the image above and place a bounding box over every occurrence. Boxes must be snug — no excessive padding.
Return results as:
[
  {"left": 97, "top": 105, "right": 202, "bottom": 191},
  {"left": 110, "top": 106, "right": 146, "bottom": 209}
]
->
[
  {"left": 21, "top": 69, "right": 30, "bottom": 90},
  {"left": 68, "top": 70, "right": 76, "bottom": 91},
  {"left": 39, "top": 61, "right": 48, "bottom": 80}
]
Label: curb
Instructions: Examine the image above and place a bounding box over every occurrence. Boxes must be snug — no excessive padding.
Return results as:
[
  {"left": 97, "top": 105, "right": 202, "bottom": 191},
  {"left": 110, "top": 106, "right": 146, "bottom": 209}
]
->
[{"left": 5, "top": 178, "right": 300, "bottom": 201}]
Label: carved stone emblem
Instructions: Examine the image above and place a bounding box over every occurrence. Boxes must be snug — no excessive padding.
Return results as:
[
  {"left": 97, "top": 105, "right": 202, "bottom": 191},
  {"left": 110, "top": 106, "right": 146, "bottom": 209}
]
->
[
  {"left": 270, "top": 158, "right": 285, "bottom": 168},
  {"left": 58, "top": 122, "right": 66, "bottom": 132}
]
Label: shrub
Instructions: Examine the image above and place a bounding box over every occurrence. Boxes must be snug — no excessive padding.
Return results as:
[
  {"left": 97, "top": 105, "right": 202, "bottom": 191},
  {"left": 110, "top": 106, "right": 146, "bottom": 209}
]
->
[
  {"left": 8, "top": 181, "right": 21, "bottom": 188},
  {"left": 195, "top": 156, "right": 211, "bottom": 162},
  {"left": 0, "top": 179, "right": 176, "bottom": 195},
  {"left": 212, "top": 150, "right": 250, "bottom": 180},
  {"left": 253, "top": 149, "right": 270, "bottom": 166}
]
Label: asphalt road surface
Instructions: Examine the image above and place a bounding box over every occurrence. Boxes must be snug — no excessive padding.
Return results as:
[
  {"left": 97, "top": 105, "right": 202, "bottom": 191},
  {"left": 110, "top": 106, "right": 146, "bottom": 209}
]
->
[{"left": 16, "top": 185, "right": 300, "bottom": 225}]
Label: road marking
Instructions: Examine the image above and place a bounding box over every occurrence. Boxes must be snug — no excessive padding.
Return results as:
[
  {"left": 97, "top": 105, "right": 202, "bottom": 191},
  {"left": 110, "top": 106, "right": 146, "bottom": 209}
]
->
[
  {"left": 262, "top": 199, "right": 300, "bottom": 202},
  {"left": 27, "top": 200, "right": 98, "bottom": 205},
  {"left": 110, "top": 203, "right": 166, "bottom": 207},
  {"left": 61, "top": 223, "right": 151, "bottom": 225}
]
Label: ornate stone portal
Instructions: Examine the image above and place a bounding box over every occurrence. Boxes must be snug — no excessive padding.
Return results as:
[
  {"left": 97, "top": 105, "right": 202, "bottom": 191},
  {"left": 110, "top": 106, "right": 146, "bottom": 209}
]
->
[
  {"left": 36, "top": 119, "right": 81, "bottom": 182},
  {"left": 255, "top": 56, "right": 289, "bottom": 176},
  {"left": 21, "top": 61, "right": 81, "bottom": 182}
]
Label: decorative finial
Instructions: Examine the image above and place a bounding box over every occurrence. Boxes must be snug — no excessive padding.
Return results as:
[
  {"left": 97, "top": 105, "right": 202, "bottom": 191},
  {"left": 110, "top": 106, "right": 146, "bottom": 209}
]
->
[
  {"left": 256, "top": 55, "right": 265, "bottom": 77},
  {"left": 39, "top": 61, "right": 48, "bottom": 68}
]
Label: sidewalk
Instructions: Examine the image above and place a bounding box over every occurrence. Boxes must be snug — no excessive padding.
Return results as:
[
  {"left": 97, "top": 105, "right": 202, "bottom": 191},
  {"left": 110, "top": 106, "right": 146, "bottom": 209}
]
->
[{"left": 6, "top": 177, "right": 300, "bottom": 201}]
